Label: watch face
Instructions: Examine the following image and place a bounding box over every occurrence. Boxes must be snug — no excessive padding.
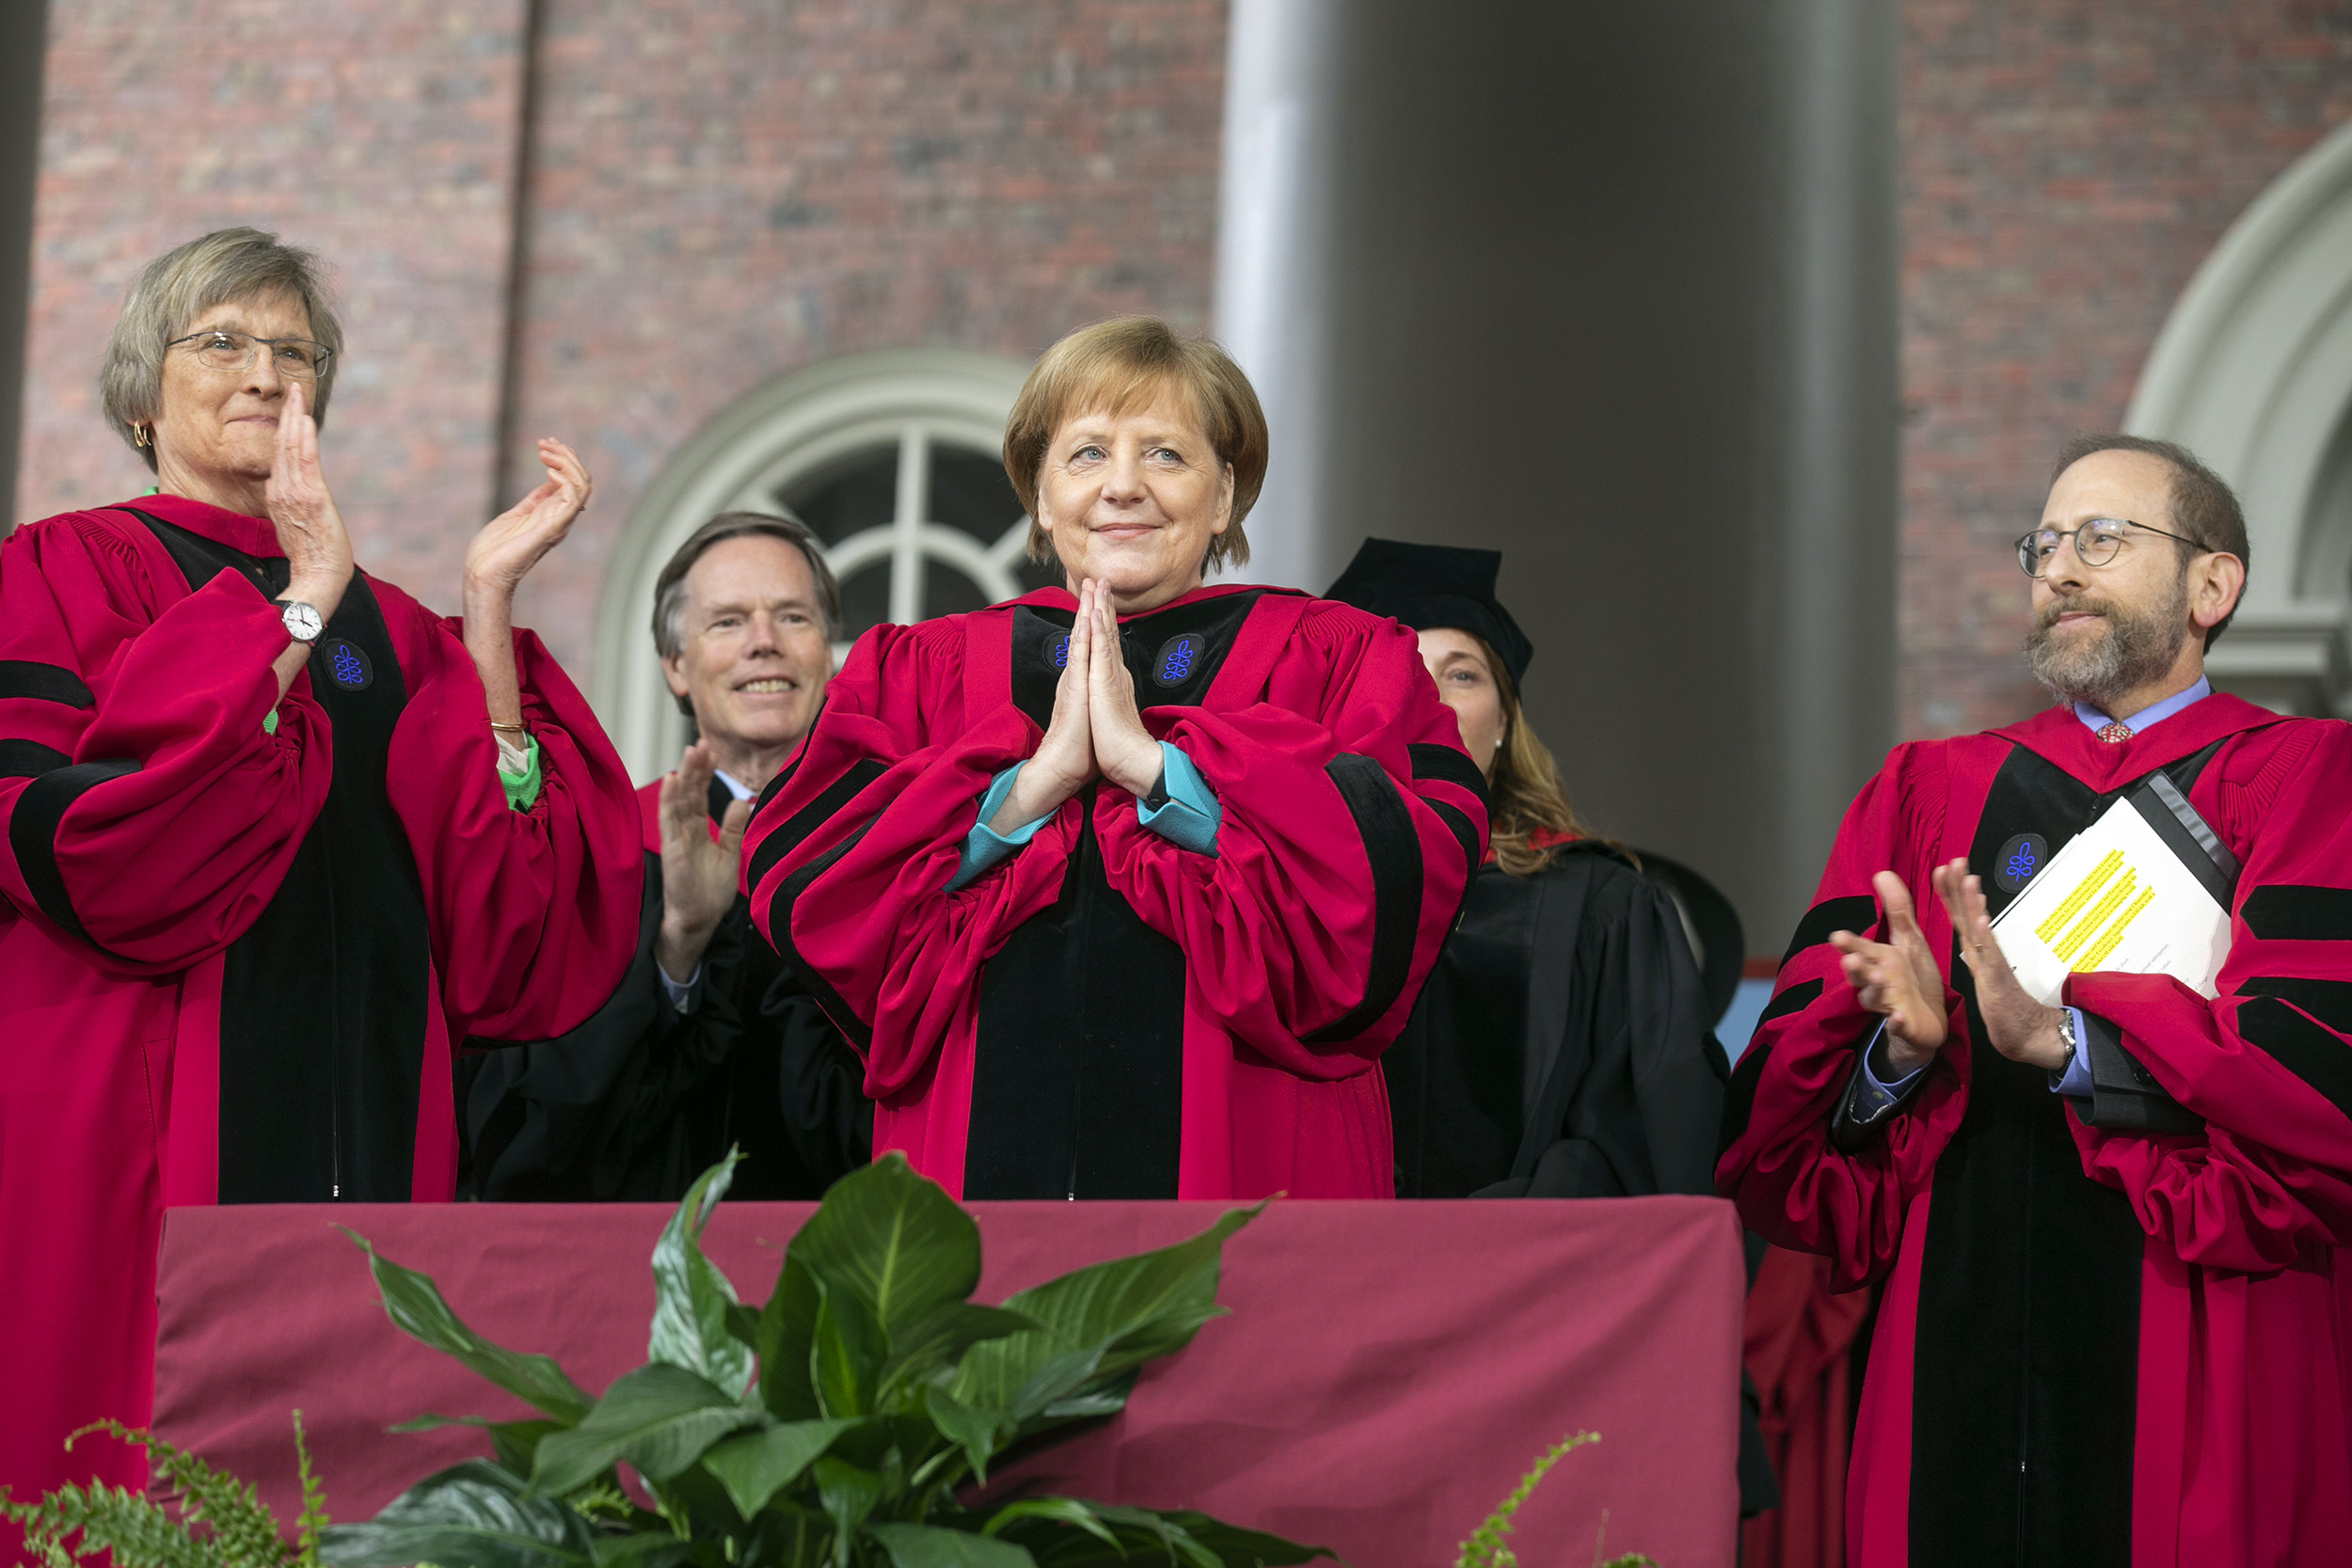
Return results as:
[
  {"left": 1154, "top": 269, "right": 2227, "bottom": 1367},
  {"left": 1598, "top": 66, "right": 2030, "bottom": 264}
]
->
[{"left": 282, "top": 602, "right": 323, "bottom": 641}]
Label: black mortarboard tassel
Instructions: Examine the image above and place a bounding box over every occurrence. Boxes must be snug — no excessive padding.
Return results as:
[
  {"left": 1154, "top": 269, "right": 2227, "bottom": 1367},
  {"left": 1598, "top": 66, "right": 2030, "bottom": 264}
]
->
[{"left": 1323, "top": 537, "right": 1534, "bottom": 690}]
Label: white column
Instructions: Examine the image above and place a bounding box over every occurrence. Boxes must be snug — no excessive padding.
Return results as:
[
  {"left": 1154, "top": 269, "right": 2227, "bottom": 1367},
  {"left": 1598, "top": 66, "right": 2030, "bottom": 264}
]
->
[{"left": 1212, "top": 0, "right": 1343, "bottom": 594}]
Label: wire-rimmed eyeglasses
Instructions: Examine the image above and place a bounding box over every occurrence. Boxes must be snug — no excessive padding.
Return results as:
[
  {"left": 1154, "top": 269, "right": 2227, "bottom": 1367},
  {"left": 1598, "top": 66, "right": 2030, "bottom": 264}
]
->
[
  {"left": 2014, "top": 516, "right": 2204, "bottom": 578},
  {"left": 166, "top": 329, "right": 333, "bottom": 381}
]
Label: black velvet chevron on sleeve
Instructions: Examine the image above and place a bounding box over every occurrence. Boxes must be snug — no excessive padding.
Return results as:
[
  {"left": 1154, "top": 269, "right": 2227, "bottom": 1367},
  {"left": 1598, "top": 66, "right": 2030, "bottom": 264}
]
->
[
  {"left": 8, "top": 758, "right": 141, "bottom": 945},
  {"left": 0, "top": 660, "right": 94, "bottom": 708},
  {"left": 2237, "top": 995, "right": 2352, "bottom": 1123},
  {"left": 743, "top": 758, "right": 888, "bottom": 907},
  {"left": 1780, "top": 895, "right": 1879, "bottom": 966},
  {"left": 2236, "top": 974, "right": 2352, "bottom": 1034},
  {"left": 2241, "top": 885, "right": 2352, "bottom": 942},
  {"left": 1302, "top": 752, "right": 1422, "bottom": 1045}
]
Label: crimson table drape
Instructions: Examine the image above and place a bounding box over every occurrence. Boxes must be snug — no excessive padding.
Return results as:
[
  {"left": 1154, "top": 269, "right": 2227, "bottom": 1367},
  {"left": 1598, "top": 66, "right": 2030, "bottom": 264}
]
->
[{"left": 151, "top": 1196, "right": 1742, "bottom": 1567}]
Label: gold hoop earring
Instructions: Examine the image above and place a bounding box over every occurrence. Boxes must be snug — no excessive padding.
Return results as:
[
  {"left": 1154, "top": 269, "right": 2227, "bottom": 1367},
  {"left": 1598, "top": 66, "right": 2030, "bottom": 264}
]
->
[{"left": 132, "top": 424, "right": 151, "bottom": 449}]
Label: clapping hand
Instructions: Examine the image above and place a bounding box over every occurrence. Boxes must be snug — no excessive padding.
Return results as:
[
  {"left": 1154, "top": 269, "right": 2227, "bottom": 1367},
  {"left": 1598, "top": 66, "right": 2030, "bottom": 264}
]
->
[
  {"left": 465, "top": 438, "right": 593, "bottom": 602},
  {"left": 263, "top": 381, "right": 354, "bottom": 623},
  {"left": 986, "top": 578, "right": 1163, "bottom": 834},
  {"left": 1829, "top": 870, "right": 1953, "bottom": 1076},
  {"left": 655, "top": 741, "right": 752, "bottom": 985},
  {"left": 1930, "top": 859, "right": 2069, "bottom": 1070}
]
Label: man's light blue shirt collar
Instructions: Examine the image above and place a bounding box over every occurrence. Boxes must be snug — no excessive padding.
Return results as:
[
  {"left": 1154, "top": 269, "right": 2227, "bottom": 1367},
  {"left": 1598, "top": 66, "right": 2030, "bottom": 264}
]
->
[
  {"left": 2074, "top": 675, "right": 2211, "bottom": 736},
  {"left": 713, "top": 768, "right": 755, "bottom": 800}
]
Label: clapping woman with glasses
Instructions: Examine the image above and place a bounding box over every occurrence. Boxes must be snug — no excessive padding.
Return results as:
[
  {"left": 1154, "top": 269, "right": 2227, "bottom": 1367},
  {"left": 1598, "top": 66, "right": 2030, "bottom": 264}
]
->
[{"left": 0, "top": 228, "right": 644, "bottom": 1500}]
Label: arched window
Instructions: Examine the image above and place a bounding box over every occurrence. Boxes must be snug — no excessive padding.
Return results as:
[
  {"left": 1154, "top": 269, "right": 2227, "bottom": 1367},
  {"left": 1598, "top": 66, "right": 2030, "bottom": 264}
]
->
[
  {"left": 593, "top": 348, "right": 1053, "bottom": 780},
  {"left": 2127, "top": 118, "right": 2352, "bottom": 717}
]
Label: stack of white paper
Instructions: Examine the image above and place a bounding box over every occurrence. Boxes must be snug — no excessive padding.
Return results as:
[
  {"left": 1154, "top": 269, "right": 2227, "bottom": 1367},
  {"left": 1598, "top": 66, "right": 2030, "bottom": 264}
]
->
[{"left": 1990, "top": 798, "right": 2233, "bottom": 1007}]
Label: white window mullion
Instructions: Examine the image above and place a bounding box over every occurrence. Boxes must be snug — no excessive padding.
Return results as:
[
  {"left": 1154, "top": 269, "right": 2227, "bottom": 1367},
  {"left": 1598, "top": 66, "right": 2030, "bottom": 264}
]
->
[{"left": 888, "top": 428, "right": 930, "bottom": 626}]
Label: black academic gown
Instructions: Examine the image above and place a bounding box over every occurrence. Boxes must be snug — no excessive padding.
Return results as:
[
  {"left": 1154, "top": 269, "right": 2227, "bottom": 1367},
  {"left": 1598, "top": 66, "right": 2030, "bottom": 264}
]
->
[
  {"left": 459, "top": 782, "right": 871, "bottom": 1201},
  {"left": 1386, "top": 840, "right": 1727, "bottom": 1198}
]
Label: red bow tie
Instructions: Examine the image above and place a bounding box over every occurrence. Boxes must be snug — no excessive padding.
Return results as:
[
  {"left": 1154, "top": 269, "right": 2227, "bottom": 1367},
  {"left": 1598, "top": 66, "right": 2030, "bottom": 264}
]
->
[{"left": 2095, "top": 721, "right": 2133, "bottom": 744}]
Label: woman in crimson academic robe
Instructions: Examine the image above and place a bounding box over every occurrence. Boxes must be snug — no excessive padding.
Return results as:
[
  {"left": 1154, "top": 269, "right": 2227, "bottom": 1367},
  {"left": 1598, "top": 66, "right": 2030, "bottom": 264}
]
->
[
  {"left": 0, "top": 230, "right": 642, "bottom": 1509},
  {"left": 743, "top": 317, "right": 1486, "bottom": 1200}
]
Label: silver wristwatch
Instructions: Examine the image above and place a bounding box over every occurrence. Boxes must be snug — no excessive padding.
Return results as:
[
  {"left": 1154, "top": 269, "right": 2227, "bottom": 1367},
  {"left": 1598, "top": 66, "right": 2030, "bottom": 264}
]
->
[
  {"left": 278, "top": 600, "right": 324, "bottom": 644},
  {"left": 2056, "top": 1007, "right": 2079, "bottom": 1069}
]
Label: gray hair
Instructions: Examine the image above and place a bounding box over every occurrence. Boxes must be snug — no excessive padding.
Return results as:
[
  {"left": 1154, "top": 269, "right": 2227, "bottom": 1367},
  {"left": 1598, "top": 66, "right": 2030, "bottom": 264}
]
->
[
  {"left": 100, "top": 228, "right": 344, "bottom": 472},
  {"left": 652, "top": 511, "right": 842, "bottom": 715}
]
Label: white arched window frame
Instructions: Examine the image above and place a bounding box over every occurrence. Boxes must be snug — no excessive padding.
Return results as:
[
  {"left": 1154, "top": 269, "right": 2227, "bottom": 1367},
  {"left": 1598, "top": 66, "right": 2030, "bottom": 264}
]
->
[
  {"left": 592, "top": 348, "right": 1036, "bottom": 782},
  {"left": 2127, "top": 118, "right": 2352, "bottom": 717}
]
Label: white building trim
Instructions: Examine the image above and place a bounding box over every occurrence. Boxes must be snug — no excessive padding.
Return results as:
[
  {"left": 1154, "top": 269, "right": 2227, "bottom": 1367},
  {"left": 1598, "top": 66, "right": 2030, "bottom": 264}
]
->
[{"left": 2127, "top": 119, "right": 2352, "bottom": 716}]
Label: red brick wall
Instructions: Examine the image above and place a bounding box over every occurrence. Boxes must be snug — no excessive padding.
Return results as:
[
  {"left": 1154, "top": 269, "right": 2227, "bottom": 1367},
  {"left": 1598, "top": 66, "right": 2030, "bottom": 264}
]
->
[
  {"left": 21, "top": 2, "right": 2350, "bottom": 717},
  {"left": 1899, "top": 0, "right": 2352, "bottom": 737},
  {"left": 17, "top": 1, "right": 1224, "bottom": 676},
  {"left": 18, "top": 0, "right": 530, "bottom": 607},
  {"left": 498, "top": 0, "right": 1228, "bottom": 671}
]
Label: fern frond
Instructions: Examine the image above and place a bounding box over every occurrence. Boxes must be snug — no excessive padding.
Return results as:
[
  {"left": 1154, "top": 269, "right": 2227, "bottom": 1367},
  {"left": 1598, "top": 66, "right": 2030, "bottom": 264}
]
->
[
  {"left": 290, "top": 1413, "right": 328, "bottom": 1568},
  {"left": 6, "top": 1480, "right": 222, "bottom": 1568},
  {"left": 1454, "top": 1431, "right": 1601, "bottom": 1568},
  {"left": 69, "top": 1421, "right": 290, "bottom": 1568}
]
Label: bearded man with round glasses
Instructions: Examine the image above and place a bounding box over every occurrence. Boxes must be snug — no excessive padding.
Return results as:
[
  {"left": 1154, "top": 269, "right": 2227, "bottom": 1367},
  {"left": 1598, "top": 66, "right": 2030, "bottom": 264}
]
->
[{"left": 1721, "top": 434, "right": 2352, "bottom": 1566}]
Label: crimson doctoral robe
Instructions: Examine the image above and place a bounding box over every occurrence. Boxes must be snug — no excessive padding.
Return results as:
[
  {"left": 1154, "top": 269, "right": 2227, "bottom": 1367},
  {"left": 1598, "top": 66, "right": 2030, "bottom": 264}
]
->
[
  {"left": 0, "top": 497, "right": 642, "bottom": 1513},
  {"left": 743, "top": 583, "right": 1486, "bottom": 1200},
  {"left": 1718, "top": 694, "right": 2352, "bottom": 1566}
]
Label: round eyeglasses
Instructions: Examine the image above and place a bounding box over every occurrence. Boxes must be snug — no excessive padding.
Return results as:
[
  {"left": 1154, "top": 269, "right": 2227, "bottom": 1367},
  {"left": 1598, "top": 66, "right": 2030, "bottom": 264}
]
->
[
  {"left": 2014, "top": 516, "right": 2202, "bottom": 578},
  {"left": 166, "top": 329, "right": 333, "bottom": 381}
]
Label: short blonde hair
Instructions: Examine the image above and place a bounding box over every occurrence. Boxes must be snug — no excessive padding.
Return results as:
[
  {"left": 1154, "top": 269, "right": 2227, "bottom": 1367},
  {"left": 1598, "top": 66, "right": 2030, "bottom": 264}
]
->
[
  {"left": 100, "top": 228, "right": 344, "bottom": 472},
  {"left": 1002, "top": 316, "right": 1268, "bottom": 572}
]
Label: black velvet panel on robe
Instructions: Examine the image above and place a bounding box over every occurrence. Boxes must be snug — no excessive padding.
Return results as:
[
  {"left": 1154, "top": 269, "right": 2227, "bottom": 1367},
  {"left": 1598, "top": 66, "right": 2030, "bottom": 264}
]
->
[
  {"left": 130, "top": 512, "right": 431, "bottom": 1202},
  {"left": 1385, "top": 843, "right": 1725, "bottom": 1199},
  {"left": 962, "top": 593, "right": 1262, "bottom": 1200},
  {"left": 1909, "top": 739, "right": 2224, "bottom": 1568}
]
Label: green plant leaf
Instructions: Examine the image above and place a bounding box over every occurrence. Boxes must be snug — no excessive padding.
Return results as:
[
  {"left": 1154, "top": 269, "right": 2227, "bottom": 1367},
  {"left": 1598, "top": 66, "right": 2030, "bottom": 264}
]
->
[
  {"left": 1006, "top": 1205, "right": 1260, "bottom": 1383},
  {"left": 531, "top": 1364, "right": 766, "bottom": 1496},
  {"left": 809, "top": 1459, "right": 883, "bottom": 1568},
  {"left": 879, "top": 1303, "right": 1039, "bottom": 1400},
  {"left": 993, "top": 1503, "right": 1328, "bottom": 1568},
  {"left": 755, "top": 1251, "right": 826, "bottom": 1421},
  {"left": 343, "top": 1230, "right": 594, "bottom": 1426},
  {"left": 389, "top": 1415, "right": 562, "bottom": 1477},
  {"left": 586, "top": 1537, "right": 696, "bottom": 1568},
  {"left": 1144, "top": 1511, "right": 1329, "bottom": 1568},
  {"left": 867, "top": 1523, "right": 1039, "bottom": 1568},
  {"left": 952, "top": 1206, "right": 1260, "bottom": 1429},
  {"left": 318, "top": 1460, "right": 594, "bottom": 1568},
  {"left": 648, "top": 1154, "right": 755, "bottom": 1398},
  {"left": 922, "top": 1386, "right": 1007, "bottom": 1486},
  {"left": 809, "top": 1273, "right": 888, "bottom": 1418},
  {"left": 697, "top": 1418, "right": 858, "bottom": 1518},
  {"left": 787, "top": 1152, "right": 981, "bottom": 1338},
  {"left": 977, "top": 1498, "right": 1119, "bottom": 1548}
]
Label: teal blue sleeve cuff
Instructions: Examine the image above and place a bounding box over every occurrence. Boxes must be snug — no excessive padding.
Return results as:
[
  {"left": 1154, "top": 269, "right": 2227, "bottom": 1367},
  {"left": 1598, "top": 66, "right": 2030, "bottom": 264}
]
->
[
  {"left": 1137, "top": 741, "right": 1220, "bottom": 857},
  {"left": 948, "top": 762, "right": 1050, "bottom": 891}
]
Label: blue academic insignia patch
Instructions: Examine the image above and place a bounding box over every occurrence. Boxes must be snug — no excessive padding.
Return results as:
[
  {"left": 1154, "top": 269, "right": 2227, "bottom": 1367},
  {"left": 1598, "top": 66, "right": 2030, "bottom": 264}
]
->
[
  {"left": 1154, "top": 631, "right": 1203, "bottom": 688},
  {"left": 1052, "top": 634, "right": 1071, "bottom": 669},
  {"left": 322, "top": 638, "right": 373, "bottom": 692},
  {"left": 1994, "top": 832, "right": 2047, "bottom": 894}
]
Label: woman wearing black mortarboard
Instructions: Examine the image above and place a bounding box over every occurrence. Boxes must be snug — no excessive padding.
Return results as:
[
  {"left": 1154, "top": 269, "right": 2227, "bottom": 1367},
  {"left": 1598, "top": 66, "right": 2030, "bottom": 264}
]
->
[{"left": 1325, "top": 539, "right": 1729, "bottom": 1199}]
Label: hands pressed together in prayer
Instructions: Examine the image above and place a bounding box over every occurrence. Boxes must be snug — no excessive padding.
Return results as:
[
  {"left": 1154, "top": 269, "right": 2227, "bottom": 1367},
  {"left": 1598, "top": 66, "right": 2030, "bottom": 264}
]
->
[
  {"left": 1832, "top": 861, "right": 2071, "bottom": 1078},
  {"left": 263, "top": 379, "right": 593, "bottom": 725},
  {"left": 988, "top": 578, "right": 1164, "bottom": 835},
  {"left": 655, "top": 740, "right": 753, "bottom": 984}
]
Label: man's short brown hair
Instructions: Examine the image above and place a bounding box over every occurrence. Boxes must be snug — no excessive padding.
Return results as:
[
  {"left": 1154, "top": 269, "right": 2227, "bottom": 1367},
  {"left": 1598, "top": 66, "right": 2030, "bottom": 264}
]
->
[
  {"left": 2054, "top": 433, "right": 2250, "bottom": 648},
  {"left": 1002, "top": 316, "right": 1269, "bottom": 573}
]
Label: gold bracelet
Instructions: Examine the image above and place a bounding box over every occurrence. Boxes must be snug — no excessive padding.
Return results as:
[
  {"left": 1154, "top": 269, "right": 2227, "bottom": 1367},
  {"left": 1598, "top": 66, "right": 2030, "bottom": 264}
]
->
[{"left": 488, "top": 719, "right": 527, "bottom": 734}]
